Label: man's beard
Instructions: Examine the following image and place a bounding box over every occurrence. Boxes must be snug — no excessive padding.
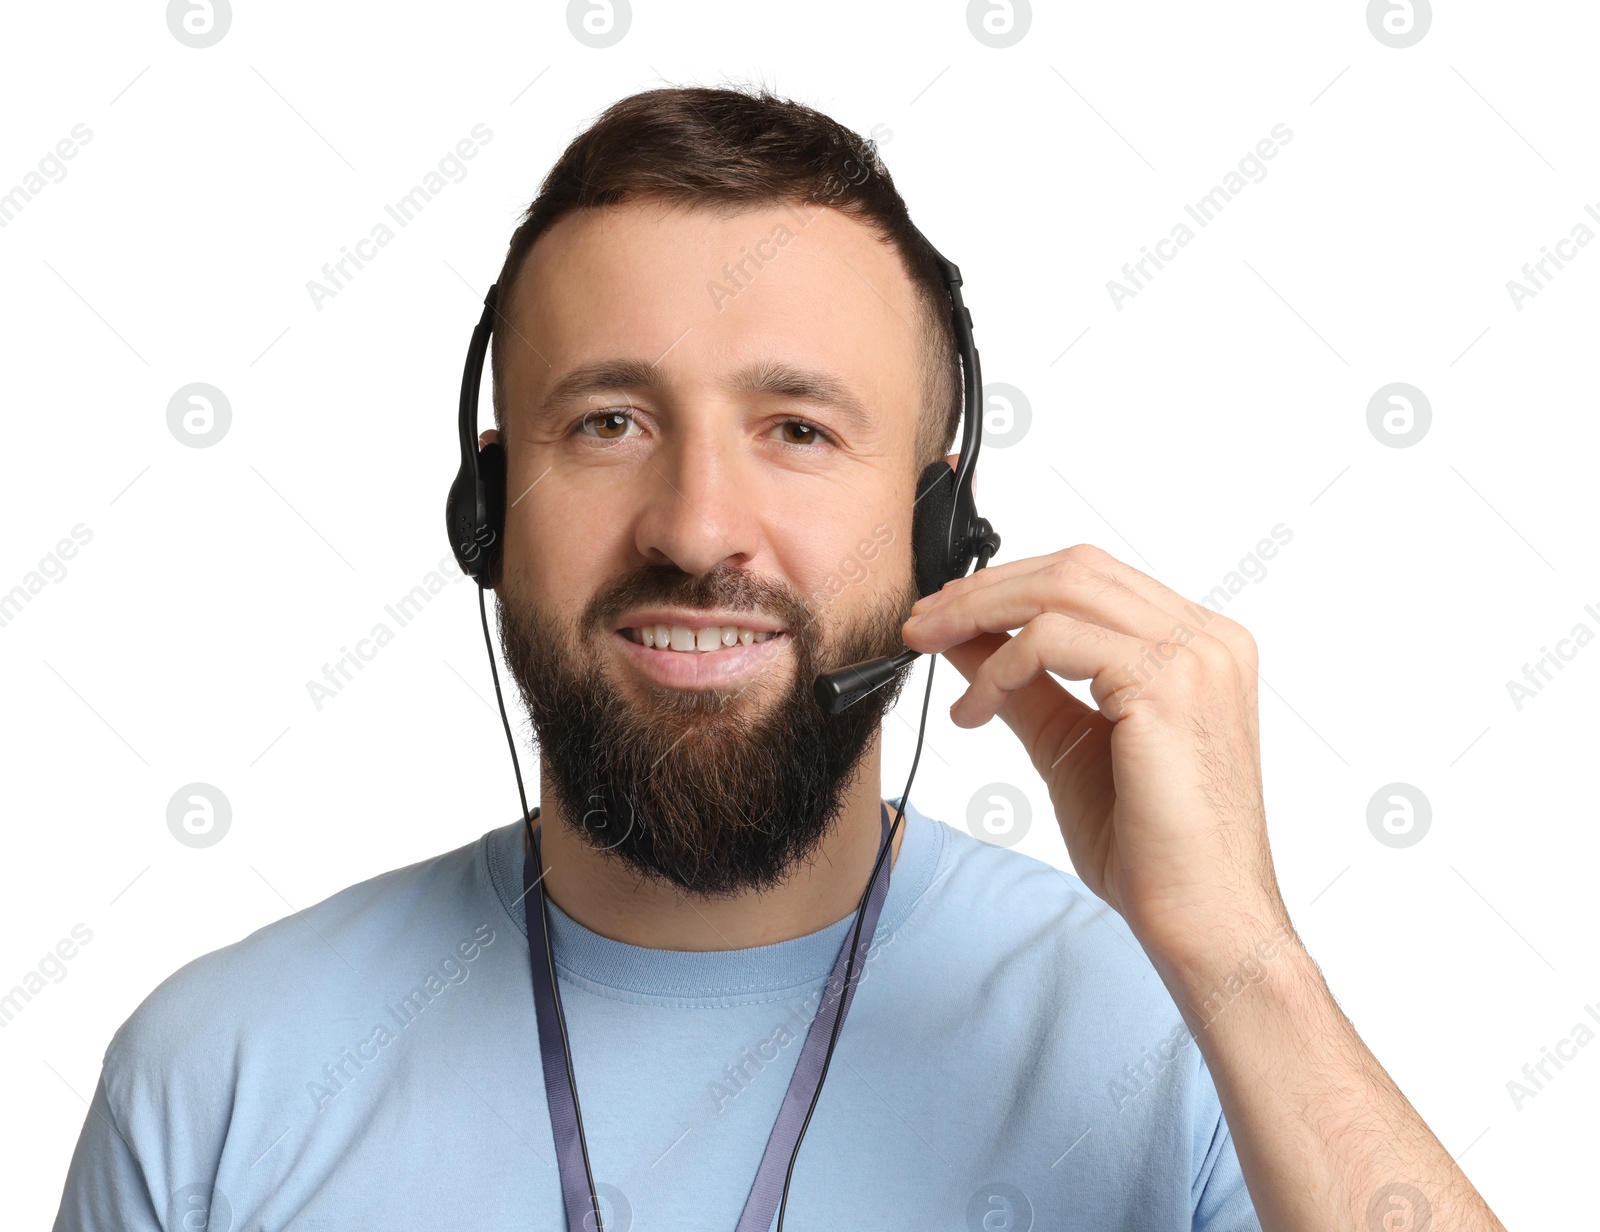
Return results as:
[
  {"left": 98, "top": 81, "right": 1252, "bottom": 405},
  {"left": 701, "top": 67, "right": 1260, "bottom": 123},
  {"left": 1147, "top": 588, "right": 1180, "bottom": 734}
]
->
[{"left": 496, "top": 560, "right": 919, "bottom": 899}]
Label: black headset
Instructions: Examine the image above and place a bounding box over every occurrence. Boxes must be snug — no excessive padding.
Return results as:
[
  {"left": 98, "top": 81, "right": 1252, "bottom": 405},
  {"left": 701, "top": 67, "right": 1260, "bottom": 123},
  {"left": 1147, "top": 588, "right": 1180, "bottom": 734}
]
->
[
  {"left": 444, "top": 226, "right": 999, "bottom": 709},
  {"left": 443, "top": 224, "right": 1000, "bottom": 1231}
]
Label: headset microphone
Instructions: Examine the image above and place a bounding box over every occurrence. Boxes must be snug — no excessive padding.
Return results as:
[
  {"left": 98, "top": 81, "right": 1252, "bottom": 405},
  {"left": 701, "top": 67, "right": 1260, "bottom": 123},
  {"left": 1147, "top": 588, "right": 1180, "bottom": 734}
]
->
[
  {"left": 812, "top": 240, "right": 1001, "bottom": 716},
  {"left": 444, "top": 224, "right": 1000, "bottom": 1232}
]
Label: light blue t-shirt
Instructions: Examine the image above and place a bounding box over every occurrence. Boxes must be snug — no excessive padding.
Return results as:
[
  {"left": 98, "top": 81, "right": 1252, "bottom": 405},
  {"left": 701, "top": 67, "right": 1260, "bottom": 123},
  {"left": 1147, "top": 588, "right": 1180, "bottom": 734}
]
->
[{"left": 53, "top": 797, "right": 1260, "bottom": 1231}]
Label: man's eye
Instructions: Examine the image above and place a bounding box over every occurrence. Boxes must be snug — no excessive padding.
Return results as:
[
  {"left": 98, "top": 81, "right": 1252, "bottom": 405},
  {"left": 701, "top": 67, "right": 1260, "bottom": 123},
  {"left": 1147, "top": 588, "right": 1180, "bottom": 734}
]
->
[
  {"left": 774, "top": 420, "right": 832, "bottom": 447},
  {"left": 574, "top": 412, "right": 831, "bottom": 447},
  {"left": 575, "top": 409, "right": 640, "bottom": 440}
]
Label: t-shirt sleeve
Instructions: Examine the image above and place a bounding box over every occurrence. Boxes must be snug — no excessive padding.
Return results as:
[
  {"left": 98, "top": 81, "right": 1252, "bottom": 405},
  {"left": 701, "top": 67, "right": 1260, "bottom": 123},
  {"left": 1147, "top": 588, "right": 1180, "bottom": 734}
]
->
[
  {"left": 52, "top": 1069, "right": 163, "bottom": 1232},
  {"left": 1191, "top": 1105, "right": 1262, "bottom": 1232}
]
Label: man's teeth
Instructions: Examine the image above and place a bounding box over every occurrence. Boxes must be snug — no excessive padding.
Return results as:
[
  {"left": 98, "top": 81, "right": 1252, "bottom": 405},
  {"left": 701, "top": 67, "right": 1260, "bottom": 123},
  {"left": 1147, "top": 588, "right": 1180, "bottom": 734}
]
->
[{"left": 627, "top": 624, "right": 781, "bottom": 651}]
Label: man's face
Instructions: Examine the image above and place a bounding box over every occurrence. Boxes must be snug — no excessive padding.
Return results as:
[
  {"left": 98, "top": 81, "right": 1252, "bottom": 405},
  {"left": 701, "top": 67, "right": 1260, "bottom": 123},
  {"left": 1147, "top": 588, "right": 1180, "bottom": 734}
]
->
[{"left": 493, "top": 197, "right": 929, "bottom": 897}]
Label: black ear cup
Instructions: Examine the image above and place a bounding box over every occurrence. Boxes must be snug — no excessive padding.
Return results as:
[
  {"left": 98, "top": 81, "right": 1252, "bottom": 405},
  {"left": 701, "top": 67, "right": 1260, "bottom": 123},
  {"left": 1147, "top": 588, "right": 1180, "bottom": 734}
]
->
[
  {"left": 911, "top": 460, "right": 956, "bottom": 598},
  {"left": 477, "top": 441, "right": 507, "bottom": 587},
  {"left": 444, "top": 471, "right": 476, "bottom": 575},
  {"left": 446, "top": 440, "right": 507, "bottom": 588}
]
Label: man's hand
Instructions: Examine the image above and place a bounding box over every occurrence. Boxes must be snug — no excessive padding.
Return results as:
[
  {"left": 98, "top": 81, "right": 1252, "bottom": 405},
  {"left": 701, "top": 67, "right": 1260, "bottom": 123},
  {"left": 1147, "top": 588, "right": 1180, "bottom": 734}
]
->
[
  {"left": 899, "top": 541, "right": 1507, "bottom": 1230},
  {"left": 900, "top": 541, "right": 1284, "bottom": 967}
]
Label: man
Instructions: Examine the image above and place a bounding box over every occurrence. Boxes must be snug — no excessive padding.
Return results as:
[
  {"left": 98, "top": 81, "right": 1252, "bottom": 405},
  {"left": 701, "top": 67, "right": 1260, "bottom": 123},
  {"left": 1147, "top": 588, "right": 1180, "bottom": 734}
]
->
[{"left": 54, "top": 86, "right": 1504, "bottom": 1231}]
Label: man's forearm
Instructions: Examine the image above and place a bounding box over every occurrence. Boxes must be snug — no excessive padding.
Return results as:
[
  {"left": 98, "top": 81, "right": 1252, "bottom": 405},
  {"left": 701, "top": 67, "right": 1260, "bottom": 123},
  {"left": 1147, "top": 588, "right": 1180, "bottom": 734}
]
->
[{"left": 1149, "top": 917, "right": 1506, "bottom": 1232}]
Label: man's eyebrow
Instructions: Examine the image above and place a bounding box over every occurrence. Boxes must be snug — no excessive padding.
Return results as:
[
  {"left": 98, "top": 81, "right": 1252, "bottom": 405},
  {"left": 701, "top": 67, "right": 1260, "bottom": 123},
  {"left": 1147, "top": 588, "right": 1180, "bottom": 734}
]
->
[
  {"left": 727, "top": 360, "right": 874, "bottom": 433},
  {"left": 533, "top": 359, "right": 665, "bottom": 426},
  {"left": 531, "top": 358, "right": 875, "bottom": 434}
]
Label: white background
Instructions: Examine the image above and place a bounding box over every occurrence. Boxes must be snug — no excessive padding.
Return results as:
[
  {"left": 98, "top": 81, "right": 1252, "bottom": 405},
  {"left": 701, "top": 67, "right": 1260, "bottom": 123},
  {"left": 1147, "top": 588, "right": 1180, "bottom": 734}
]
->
[{"left": 3, "top": 1, "right": 1595, "bottom": 1226}]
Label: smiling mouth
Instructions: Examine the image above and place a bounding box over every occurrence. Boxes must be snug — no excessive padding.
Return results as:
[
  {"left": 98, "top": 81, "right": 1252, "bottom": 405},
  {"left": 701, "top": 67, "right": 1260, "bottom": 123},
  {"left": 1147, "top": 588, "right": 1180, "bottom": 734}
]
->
[{"left": 620, "top": 623, "right": 786, "bottom": 652}]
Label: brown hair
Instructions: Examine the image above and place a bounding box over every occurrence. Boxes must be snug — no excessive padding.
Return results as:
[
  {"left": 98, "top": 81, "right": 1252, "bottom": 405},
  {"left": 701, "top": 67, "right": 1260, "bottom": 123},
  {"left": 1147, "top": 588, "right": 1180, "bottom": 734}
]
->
[{"left": 489, "top": 85, "right": 961, "bottom": 473}]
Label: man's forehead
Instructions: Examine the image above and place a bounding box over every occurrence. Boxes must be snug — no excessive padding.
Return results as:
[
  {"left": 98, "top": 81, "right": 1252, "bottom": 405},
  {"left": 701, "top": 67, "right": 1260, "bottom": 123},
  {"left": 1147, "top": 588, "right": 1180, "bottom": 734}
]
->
[
  {"left": 499, "top": 198, "right": 927, "bottom": 416},
  {"left": 516, "top": 197, "right": 918, "bottom": 311}
]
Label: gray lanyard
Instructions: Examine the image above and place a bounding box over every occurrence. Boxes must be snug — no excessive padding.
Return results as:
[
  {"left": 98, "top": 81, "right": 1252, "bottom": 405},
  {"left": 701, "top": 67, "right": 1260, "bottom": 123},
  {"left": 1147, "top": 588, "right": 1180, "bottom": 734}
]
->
[{"left": 524, "top": 802, "right": 894, "bottom": 1232}]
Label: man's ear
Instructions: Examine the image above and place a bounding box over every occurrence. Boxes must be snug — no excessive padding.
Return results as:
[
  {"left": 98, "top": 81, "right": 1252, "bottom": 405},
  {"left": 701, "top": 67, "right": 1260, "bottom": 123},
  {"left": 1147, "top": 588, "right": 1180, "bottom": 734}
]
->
[
  {"left": 943, "top": 451, "right": 971, "bottom": 499},
  {"left": 480, "top": 428, "right": 500, "bottom": 449}
]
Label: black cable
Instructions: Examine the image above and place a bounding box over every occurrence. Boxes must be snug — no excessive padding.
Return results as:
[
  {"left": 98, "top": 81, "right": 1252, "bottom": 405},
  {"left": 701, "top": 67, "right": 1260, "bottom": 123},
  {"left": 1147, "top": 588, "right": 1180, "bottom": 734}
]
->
[
  {"left": 477, "top": 585, "right": 535, "bottom": 851},
  {"left": 775, "top": 536, "right": 996, "bottom": 1229},
  {"left": 478, "top": 586, "right": 607, "bottom": 1232},
  {"left": 774, "top": 648, "right": 937, "bottom": 1232},
  {"left": 478, "top": 549, "right": 992, "bottom": 1231}
]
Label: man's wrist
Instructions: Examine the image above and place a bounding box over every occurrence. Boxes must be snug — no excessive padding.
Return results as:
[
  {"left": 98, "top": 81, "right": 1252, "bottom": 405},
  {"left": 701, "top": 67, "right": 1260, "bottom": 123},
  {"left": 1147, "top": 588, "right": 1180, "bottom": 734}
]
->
[{"left": 1141, "top": 905, "right": 1313, "bottom": 1031}]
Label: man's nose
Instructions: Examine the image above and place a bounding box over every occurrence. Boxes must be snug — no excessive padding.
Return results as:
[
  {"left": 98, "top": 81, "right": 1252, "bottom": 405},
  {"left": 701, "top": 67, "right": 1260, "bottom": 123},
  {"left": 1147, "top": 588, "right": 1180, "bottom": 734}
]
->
[{"left": 632, "top": 437, "right": 762, "bottom": 576}]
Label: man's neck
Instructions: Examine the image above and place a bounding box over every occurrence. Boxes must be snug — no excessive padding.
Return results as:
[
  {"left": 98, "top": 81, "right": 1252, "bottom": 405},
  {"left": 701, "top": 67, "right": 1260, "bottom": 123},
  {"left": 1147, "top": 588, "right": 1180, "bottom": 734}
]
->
[{"left": 530, "top": 755, "right": 906, "bottom": 951}]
